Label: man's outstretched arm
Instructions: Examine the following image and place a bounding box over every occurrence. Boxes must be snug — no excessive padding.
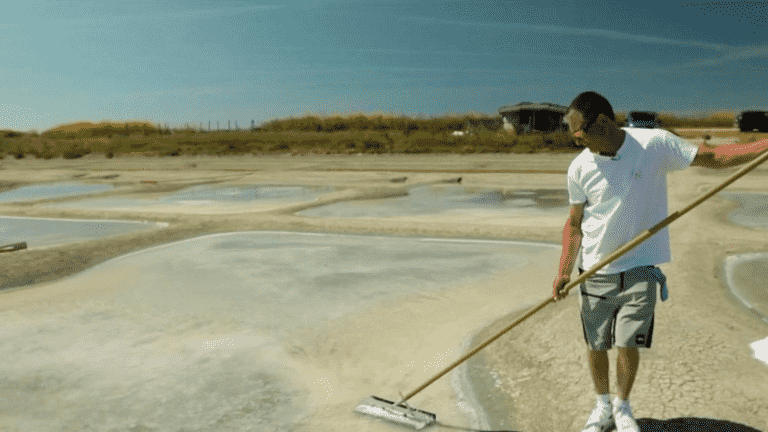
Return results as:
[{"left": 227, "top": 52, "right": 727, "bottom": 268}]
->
[{"left": 691, "top": 138, "right": 768, "bottom": 169}]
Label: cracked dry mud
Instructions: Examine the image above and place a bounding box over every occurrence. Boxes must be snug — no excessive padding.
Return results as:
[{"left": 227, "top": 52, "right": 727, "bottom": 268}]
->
[{"left": 469, "top": 160, "right": 768, "bottom": 431}]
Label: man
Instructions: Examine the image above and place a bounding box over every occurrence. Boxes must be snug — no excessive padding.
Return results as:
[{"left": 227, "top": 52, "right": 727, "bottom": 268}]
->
[{"left": 551, "top": 91, "right": 768, "bottom": 432}]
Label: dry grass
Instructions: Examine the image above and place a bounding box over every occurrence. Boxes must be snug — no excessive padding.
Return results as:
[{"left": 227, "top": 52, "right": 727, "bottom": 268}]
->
[
  {"left": 46, "top": 120, "right": 156, "bottom": 134},
  {"left": 0, "top": 112, "right": 752, "bottom": 160},
  {"left": 1, "top": 115, "right": 577, "bottom": 159}
]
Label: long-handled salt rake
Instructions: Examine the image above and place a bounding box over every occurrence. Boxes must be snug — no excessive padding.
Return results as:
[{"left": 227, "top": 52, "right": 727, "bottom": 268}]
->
[{"left": 356, "top": 149, "right": 768, "bottom": 429}]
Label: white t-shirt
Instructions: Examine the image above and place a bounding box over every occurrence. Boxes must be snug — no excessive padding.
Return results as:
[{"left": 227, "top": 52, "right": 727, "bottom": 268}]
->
[{"left": 567, "top": 128, "right": 699, "bottom": 274}]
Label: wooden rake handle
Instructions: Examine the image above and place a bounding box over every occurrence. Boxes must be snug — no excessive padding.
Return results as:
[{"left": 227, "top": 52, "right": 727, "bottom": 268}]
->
[{"left": 398, "top": 149, "right": 768, "bottom": 404}]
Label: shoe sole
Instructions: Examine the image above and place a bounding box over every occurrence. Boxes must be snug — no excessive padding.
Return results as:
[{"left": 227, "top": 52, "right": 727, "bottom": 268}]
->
[{"left": 582, "top": 419, "right": 615, "bottom": 432}]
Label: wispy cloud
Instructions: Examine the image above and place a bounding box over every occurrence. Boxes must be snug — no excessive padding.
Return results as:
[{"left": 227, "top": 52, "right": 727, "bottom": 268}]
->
[
  {"left": 353, "top": 47, "right": 581, "bottom": 61},
  {"left": 37, "top": 3, "right": 285, "bottom": 23},
  {"left": 397, "top": 15, "right": 768, "bottom": 67},
  {"left": 653, "top": 42, "right": 768, "bottom": 72},
  {"left": 398, "top": 15, "right": 734, "bottom": 51},
  {"left": 130, "top": 4, "right": 285, "bottom": 21},
  {"left": 531, "top": 25, "right": 733, "bottom": 52},
  {"left": 121, "top": 85, "right": 226, "bottom": 100}
]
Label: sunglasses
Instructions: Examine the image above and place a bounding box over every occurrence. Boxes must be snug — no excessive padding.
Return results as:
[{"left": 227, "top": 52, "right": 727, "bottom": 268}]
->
[{"left": 566, "top": 111, "right": 597, "bottom": 135}]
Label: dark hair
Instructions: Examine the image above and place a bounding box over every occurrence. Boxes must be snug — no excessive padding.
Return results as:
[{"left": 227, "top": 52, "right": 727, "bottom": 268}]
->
[{"left": 569, "top": 91, "right": 615, "bottom": 132}]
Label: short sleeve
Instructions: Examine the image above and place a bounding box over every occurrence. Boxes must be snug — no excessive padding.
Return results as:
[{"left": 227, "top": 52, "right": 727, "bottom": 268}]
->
[
  {"left": 567, "top": 165, "right": 587, "bottom": 205},
  {"left": 661, "top": 131, "right": 699, "bottom": 172}
]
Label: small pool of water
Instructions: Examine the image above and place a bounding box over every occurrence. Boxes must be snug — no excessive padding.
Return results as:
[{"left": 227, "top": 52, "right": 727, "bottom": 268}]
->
[
  {"left": 718, "top": 191, "right": 768, "bottom": 229},
  {"left": 724, "top": 253, "right": 768, "bottom": 324},
  {"left": 0, "top": 216, "right": 167, "bottom": 249},
  {"left": 162, "top": 184, "right": 334, "bottom": 203},
  {"left": 0, "top": 232, "right": 560, "bottom": 431},
  {"left": 42, "top": 185, "right": 335, "bottom": 213},
  {"left": 0, "top": 182, "right": 113, "bottom": 202},
  {"left": 723, "top": 252, "right": 768, "bottom": 367},
  {"left": 297, "top": 185, "right": 570, "bottom": 218}
]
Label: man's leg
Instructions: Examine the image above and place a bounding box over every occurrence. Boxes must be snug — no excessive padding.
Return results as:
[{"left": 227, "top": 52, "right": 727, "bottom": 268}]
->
[
  {"left": 583, "top": 349, "right": 613, "bottom": 432},
  {"left": 613, "top": 346, "right": 641, "bottom": 431},
  {"left": 616, "top": 347, "right": 639, "bottom": 400},
  {"left": 588, "top": 349, "right": 610, "bottom": 394},
  {"left": 614, "top": 267, "right": 654, "bottom": 401},
  {"left": 579, "top": 272, "right": 621, "bottom": 431},
  {"left": 610, "top": 267, "right": 656, "bottom": 432}
]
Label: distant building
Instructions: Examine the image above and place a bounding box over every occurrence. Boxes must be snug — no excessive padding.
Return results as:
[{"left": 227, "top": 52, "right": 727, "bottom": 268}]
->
[{"left": 498, "top": 102, "right": 569, "bottom": 135}]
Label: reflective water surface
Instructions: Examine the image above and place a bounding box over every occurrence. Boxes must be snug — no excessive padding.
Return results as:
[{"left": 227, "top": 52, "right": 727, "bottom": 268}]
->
[
  {"left": 0, "top": 232, "right": 560, "bottom": 431},
  {"left": 43, "top": 185, "right": 336, "bottom": 213},
  {"left": 162, "top": 184, "right": 335, "bottom": 203},
  {"left": 719, "top": 190, "right": 768, "bottom": 366},
  {"left": 718, "top": 191, "right": 768, "bottom": 365},
  {"left": 298, "top": 185, "right": 570, "bottom": 218},
  {"left": 719, "top": 191, "right": 768, "bottom": 229},
  {"left": 0, "top": 182, "right": 113, "bottom": 202},
  {"left": 0, "top": 216, "right": 167, "bottom": 249},
  {"left": 723, "top": 253, "right": 768, "bottom": 366},
  {"left": 724, "top": 253, "right": 768, "bottom": 324}
]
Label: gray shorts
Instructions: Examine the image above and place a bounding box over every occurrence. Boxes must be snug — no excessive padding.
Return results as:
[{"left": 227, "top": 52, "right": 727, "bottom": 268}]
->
[{"left": 579, "top": 266, "right": 661, "bottom": 351}]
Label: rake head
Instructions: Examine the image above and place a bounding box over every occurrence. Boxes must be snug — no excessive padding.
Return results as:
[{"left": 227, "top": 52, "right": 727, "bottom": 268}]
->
[{"left": 355, "top": 395, "right": 437, "bottom": 430}]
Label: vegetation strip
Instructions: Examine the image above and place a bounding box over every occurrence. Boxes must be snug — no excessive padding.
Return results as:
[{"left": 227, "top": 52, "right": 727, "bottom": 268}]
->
[
  {"left": 0, "top": 113, "right": 749, "bottom": 160},
  {"left": 315, "top": 168, "right": 567, "bottom": 174}
]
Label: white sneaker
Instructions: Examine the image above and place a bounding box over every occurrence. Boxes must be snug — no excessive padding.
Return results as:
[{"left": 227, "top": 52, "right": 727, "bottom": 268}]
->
[
  {"left": 612, "top": 398, "right": 640, "bottom": 432},
  {"left": 582, "top": 400, "right": 614, "bottom": 432}
]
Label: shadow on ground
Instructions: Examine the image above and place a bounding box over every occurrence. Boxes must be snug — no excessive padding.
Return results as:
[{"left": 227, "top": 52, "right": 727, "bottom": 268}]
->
[
  {"left": 626, "top": 417, "right": 761, "bottom": 432},
  {"left": 440, "top": 417, "right": 761, "bottom": 432}
]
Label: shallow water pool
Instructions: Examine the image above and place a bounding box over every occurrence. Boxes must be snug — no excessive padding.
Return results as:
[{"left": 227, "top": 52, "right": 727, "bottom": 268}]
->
[
  {"left": 0, "top": 216, "right": 167, "bottom": 249},
  {"left": 297, "top": 185, "right": 570, "bottom": 219},
  {"left": 718, "top": 191, "right": 768, "bottom": 229},
  {"left": 719, "top": 191, "right": 768, "bottom": 367},
  {"left": 163, "top": 184, "right": 335, "bottom": 203},
  {"left": 724, "top": 253, "right": 768, "bottom": 324},
  {"left": 0, "top": 231, "right": 560, "bottom": 431},
  {"left": 0, "top": 182, "right": 113, "bottom": 202},
  {"left": 43, "top": 184, "right": 335, "bottom": 213},
  {"left": 723, "top": 252, "right": 768, "bottom": 367}
]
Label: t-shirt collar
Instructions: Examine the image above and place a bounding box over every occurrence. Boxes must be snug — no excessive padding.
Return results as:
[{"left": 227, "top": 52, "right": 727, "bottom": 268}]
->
[{"left": 589, "top": 132, "right": 628, "bottom": 161}]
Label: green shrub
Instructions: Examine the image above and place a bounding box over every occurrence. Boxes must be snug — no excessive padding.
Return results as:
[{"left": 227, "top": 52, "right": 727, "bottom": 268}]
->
[
  {"left": 396, "top": 132, "right": 436, "bottom": 154},
  {"left": 268, "top": 142, "right": 290, "bottom": 152},
  {"left": 0, "top": 114, "right": 585, "bottom": 157},
  {"left": 37, "top": 141, "right": 57, "bottom": 159},
  {"left": 62, "top": 142, "right": 91, "bottom": 159}
]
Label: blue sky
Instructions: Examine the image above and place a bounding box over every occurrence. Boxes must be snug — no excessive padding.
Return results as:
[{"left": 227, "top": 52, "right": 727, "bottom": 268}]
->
[{"left": 1, "top": 0, "right": 767, "bottom": 132}]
